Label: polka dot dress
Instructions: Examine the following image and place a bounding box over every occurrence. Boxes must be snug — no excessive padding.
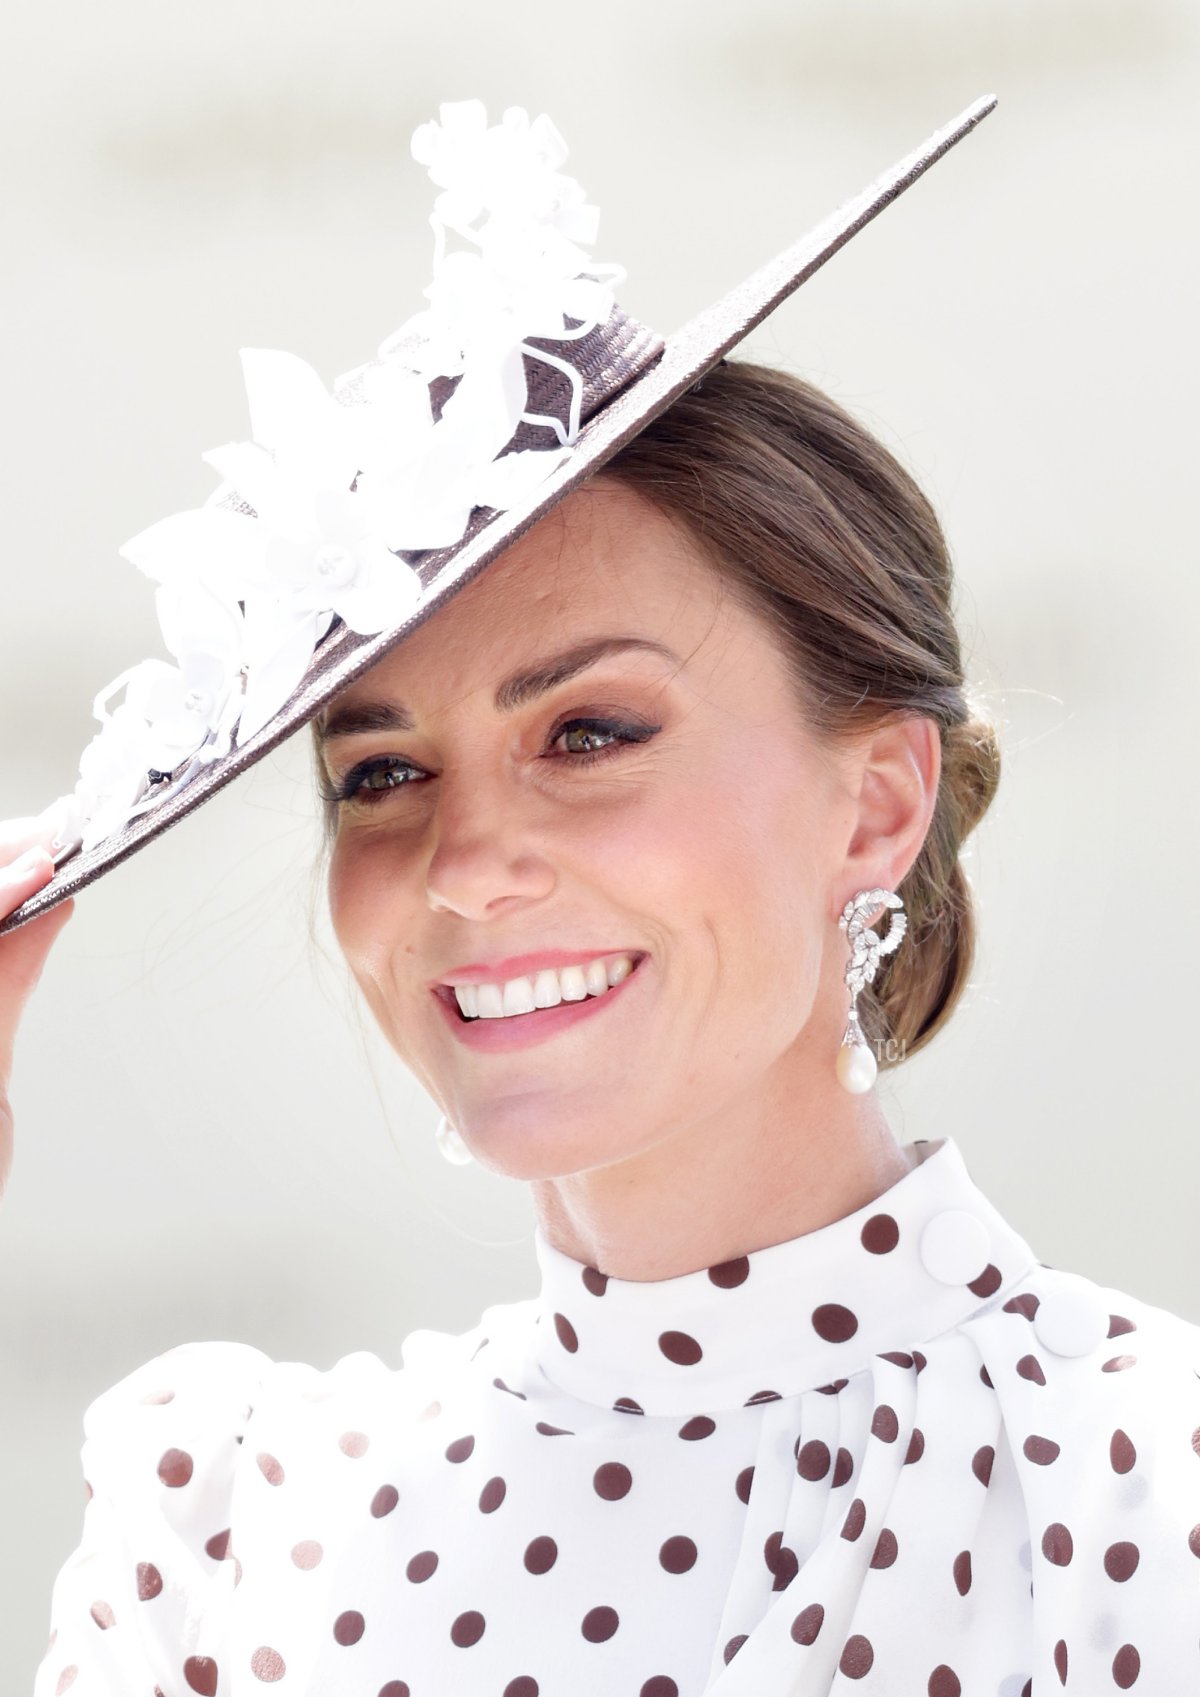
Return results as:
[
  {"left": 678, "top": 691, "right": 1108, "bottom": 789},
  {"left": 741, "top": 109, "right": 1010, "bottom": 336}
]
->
[{"left": 33, "top": 1138, "right": 1200, "bottom": 1695}]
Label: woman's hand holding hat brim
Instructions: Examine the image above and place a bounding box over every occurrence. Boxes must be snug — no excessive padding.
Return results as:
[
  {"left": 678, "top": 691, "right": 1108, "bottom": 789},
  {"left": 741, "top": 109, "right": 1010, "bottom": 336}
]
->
[{"left": 0, "top": 808, "right": 76, "bottom": 1200}]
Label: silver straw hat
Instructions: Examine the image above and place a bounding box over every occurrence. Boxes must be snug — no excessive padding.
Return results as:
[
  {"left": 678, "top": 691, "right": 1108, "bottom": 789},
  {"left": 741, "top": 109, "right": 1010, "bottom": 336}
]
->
[{"left": 1, "top": 93, "right": 997, "bottom": 937}]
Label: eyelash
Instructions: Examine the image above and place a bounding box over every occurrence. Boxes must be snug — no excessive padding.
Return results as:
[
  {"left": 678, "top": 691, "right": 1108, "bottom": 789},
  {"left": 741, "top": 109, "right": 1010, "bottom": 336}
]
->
[{"left": 325, "top": 716, "right": 661, "bottom": 809}]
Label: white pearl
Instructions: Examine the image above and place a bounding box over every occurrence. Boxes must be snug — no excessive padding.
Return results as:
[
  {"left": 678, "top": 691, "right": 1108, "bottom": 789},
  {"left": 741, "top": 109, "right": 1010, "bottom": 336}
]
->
[
  {"left": 835, "top": 1040, "right": 877, "bottom": 1094},
  {"left": 434, "top": 1115, "right": 474, "bottom": 1166}
]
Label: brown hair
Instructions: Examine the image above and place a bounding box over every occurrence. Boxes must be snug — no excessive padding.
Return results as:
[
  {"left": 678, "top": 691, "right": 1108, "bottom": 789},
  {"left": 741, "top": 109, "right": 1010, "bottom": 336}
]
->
[{"left": 599, "top": 359, "right": 999, "bottom": 1067}]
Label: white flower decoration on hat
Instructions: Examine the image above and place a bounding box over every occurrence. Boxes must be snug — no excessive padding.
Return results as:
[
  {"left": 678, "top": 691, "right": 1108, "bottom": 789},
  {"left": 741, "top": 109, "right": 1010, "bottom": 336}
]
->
[{"left": 44, "top": 100, "right": 620, "bottom": 863}]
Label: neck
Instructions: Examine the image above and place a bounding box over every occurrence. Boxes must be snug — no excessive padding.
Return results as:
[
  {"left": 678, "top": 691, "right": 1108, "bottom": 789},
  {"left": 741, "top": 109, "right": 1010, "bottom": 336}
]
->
[{"left": 529, "top": 1056, "right": 917, "bottom": 1282}]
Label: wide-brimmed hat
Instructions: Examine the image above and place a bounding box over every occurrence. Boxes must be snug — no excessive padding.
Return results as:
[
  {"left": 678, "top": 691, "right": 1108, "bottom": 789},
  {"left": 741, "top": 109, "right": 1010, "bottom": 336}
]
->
[{"left": 1, "top": 93, "right": 996, "bottom": 938}]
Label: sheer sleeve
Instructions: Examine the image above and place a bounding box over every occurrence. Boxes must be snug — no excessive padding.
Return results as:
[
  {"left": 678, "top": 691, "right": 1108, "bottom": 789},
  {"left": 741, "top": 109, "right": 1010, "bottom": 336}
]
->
[{"left": 33, "top": 1340, "right": 274, "bottom": 1697}]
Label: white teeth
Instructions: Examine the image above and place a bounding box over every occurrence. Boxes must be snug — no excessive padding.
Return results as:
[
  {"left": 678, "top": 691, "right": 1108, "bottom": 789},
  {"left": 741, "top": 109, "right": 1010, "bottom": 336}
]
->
[
  {"left": 448, "top": 954, "right": 638, "bottom": 1021},
  {"left": 501, "top": 977, "right": 536, "bottom": 1016}
]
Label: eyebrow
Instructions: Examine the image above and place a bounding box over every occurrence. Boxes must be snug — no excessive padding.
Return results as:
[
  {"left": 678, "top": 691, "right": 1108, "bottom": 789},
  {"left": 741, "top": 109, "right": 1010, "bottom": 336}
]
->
[{"left": 316, "top": 636, "right": 681, "bottom": 743}]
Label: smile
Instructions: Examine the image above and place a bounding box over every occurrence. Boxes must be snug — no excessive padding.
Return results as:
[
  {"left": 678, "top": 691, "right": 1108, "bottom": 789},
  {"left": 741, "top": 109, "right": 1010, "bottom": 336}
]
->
[{"left": 433, "top": 954, "right": 647, "bottom": 1053}]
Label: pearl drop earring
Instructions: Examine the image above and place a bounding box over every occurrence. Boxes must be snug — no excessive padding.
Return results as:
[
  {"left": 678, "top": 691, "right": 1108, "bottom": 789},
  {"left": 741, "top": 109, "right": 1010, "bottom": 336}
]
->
[
  {"left": 435, "top": 1114, "right": 475, "bottom": 1166},
  {"left": 836, "top": 887, "right": 907, "bottom": 1094}
]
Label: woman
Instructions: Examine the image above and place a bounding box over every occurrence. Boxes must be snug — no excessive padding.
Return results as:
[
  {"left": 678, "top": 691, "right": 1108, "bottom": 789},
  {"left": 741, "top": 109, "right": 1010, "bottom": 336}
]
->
[{"left": 7, "top": 105, "right": 1200, "bottom": 1697}]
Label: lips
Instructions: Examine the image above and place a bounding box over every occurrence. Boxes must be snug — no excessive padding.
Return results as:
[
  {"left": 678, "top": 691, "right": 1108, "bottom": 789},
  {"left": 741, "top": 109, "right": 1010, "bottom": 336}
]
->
[{"left": 432, "top": 954, "right": 646, "bottom": 1053}]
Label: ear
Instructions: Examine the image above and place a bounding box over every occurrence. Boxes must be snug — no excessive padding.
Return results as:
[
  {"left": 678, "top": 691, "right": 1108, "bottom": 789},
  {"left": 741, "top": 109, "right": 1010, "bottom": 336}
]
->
[{"left": 838, "top": 715, "right": 941, "bottom": 909}]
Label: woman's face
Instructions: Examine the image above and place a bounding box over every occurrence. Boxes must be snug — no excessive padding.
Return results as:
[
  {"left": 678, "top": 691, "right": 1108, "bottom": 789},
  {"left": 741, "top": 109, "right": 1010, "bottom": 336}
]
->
[{"left": 322, "top": 479, "right": 872, "bottom": 1181}]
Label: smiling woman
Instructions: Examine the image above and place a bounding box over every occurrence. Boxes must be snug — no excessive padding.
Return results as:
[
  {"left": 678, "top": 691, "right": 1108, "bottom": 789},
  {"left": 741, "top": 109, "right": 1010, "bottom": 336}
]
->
[{"left": 7, "top": 99, "right": 1200, "bottom": 1697}]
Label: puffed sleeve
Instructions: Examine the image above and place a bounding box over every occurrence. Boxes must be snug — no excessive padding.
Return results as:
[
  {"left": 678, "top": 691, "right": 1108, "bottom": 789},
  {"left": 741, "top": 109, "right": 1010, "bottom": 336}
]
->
[{"left": 33, "top": 1339, "right": 274, "bottom": 1697}]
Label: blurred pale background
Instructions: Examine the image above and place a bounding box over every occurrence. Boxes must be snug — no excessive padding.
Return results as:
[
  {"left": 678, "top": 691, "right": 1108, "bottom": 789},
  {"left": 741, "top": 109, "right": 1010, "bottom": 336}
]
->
[{"left": 2, "top": 0, "right": 1197, "bottom": 1685}]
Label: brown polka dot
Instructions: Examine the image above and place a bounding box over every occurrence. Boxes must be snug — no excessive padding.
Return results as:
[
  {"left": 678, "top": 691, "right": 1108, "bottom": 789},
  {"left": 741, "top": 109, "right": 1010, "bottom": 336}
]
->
[
  {"left": 89, "top": 1601, "right": 115, "bottom": 1629},
  {"left": 736, "top": 1465, "right": 754, "bottom": 1503},
  {"left": 723, "top": 1635, "right": 748, "bottom": 1663},
  {"left": 968, "top": 1263, "right": 1002, "bottom": 1298},
  {"left": 256, "top": 1452, "right": 285, "bottom": 1486},
  {"left": 339, "top": 1431, "right": 370, "bottom": 1458},
  {"left": 1108, "top": 1314, "right": 1136, "bottom": 1338},
  {"left": 764, "top": 1532, "right": 798, "bottom": 1590},
  {"left": 594, "top": 1461, "right": 633, "bottom": 1500},
  {"left": 184, "top": 1658, "right": 219, "bottom": 1696},
  {"left": 658, "top": 1330, "right": 703, "bottom": 1366},
  {"left": 640, "top": 1680, "right": 678, "bottom": 1697},
  {"left": 1016, "top": 1355, "right": 1046, "bottom": 1385},
  {"left": 553, "top": 1313, "right": 578, "bottom": 1353},
  {"left": 205, "top": 1529, "right": 231, "bottom": 1561},
  {"left": 380, "top": 1684, "right": 411, "bottom": 1697},
  {"left": 613, "top": 1398, "right": 644, "bottom": 1415},
  {"left": 406, "top": 1550, "right": 439, "bottom": 1583},
  {"left": 797, "top": 1440, "right": 831, "bottom": 1481},
  {"left": 679, "top": 1416, "right": 715, "bottom": 1440},
  {"left": 871, "top": 1529, "right": 898, "bottom": 1568},
  {"left": 504, "top": 1682, "right": 537, "bottom": 1697},
  {"left": 660, "top": 1535, "right": 697, "bottom": 1574},
  {"left": 581, "top": 1265, "right": 608, "bottom": 1296},
  {"left": 979, "top": 1363, "right": 994, "bottom": 1388},
  {"left": 250, "top": 1647, "right": 286, "bottom": 1682},
  {"left": 790, "top": 1603, "right": 824, "bottom": 1645},
  {"left": 871, "top": 1404, "right": 899, "bottom": 1443},
  {"left": 708, "top": 1255, "right": 750, "bottom": 1288},
  {"left": 371, "top": 1484, "right": 399, "bottom": 1518},
  {"left": 157, "top": 1448, "right": 194, "bottom": 1488},
  {"left": 817, "top": 1377, "right": 850, "bottom": 1395},
  {"left": 1042, "top": 1523, "right": 1074, "bottom": 1566},
  {"left": 913, "top": 1349, "right": 928, "bottom": 1373},
  {"left": 1189, "top": 1524, "right": 1200, "bottom": 1559},
  {"left": 334, "top": 1610, "right": 365, "bottom": 1646},
  {"left": 479, "top": 1476, "right": 507, "bottom": 1513},
  {"left": 839, "top": 1634, "right": 874, "bottom": 1678},
  {"left": 745, "top": 1388, "right": 782, "bottom": 1406},
  {"left": 291, "top": 1540, "right": 323, "bottom": 1570},
  {"left": 1105, "top": 1541, "right": 1140, "bottom": 1581},
  {"left": 833, "top": 1447, "right": 855, "bottom": 1486},
  {"left": 1054, "top": 1639, "right": 1068, "bottom": 1685},
  {"left": 1023, "top": 1434, "right": 1060, "bottom": 1465},
  {"left": 972, "top": 1445, "right": 995, "bottom": 1487},
  {"left": 450, "top": 1611, "right": 485, "bottom": 1648},
  {"left": 1110, "top": 1429, "right": 1137, "bottom": 1474},
  {"left": 861, "top": 1213, "right": 899, "bottom": 1253},
  {"left": 492, "top": 1377, "right": 526, "bottom": 1400},
  {"left": 581, "top": 1605, "right": 619, "bottom": 1642},
  {"left": 879, "top": 1350, "right": 914, "bottom": 1368},
  {"left": 905, "top": 1428, "right": 925, "bottom": 1465},
  {"left": 136, "top": 1562, "right": 163, "bottom": 1601},
  {"left": 928, "top": 1668, "right": 961, "bottom": 1697},
  {"left": 141, "top": 1388, "right": 175, "bottom": 1405},
  {"left": 1003, "top": 1292, "right": 1040, "bottom": 1319},
  {"left": 524, "top": 1536, "right": 558, "bottom": 1574},
  {"left": 841, "top": 1498, "right": 866, "bottom": 1541},
  {"left": 1102, "top": 1355, "right": 1138, "bottom": 1373},
  {"left": 445, "top": 1434, "right": 475, "bottom": 1463},
  {"left": 953, "top": 1550, "right": 972, "bottom": 1595},
  {"left": 1113, "top": 1643, "right": 1141, "bottom": 1687},
  {"left": 1193, "top": 1426, "right": 1200, "bottom": 1458},
  {"left": 54, "top": 1671, "right": 78, "bottom": 1696},
  {"left": 812, "top": 1303, "right": 858, "bottom": 1343}
]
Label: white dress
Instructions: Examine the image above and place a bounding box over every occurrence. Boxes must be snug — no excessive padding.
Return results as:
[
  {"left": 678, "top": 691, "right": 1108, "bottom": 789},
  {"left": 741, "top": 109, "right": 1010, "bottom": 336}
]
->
[{"left": 33, "top": 1136, "right": 1200, "bottom": 1696}]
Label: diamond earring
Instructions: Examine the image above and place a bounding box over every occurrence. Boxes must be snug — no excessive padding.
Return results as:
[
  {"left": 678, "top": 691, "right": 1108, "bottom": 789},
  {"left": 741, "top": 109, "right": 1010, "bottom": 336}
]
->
[
  {"left": 435, "top": 1115, "right": 475, "bottom": 1166},
  {"left": 836, "top": 887, "right": 907, "bottom": 1094}
]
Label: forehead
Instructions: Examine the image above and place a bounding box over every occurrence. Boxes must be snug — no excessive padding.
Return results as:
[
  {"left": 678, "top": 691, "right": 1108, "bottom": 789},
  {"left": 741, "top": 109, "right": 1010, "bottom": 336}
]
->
[{"left": 339, "top": 480, "right": 737, "bottom": 707}]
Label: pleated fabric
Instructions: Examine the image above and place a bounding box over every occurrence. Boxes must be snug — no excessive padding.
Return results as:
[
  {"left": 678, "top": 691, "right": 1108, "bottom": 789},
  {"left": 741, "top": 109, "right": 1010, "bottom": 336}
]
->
[{"left": 33, "top": 1137, "right": 1200, "bottom": 1697}]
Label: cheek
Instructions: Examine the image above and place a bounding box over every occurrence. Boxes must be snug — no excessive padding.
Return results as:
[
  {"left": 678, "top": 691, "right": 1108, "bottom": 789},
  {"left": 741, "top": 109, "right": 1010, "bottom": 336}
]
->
[{"left": 327, "top": 832, "right": 420, "bottom": 991}]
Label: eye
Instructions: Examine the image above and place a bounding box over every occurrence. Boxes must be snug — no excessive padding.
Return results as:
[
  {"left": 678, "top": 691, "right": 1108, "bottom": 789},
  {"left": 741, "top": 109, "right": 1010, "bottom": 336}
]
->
[
  {"left": 325, "top": 755, "right": 426, "bottom": 808},
  {"left": 546, "top": 716, "right": 660, "bottom": 763}
]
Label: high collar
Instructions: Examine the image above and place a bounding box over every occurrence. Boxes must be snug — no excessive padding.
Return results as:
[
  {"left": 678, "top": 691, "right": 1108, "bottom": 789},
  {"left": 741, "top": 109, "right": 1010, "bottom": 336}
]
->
[{"left": 531, "top": 1136, "right": 1040, "bottom": 1415}]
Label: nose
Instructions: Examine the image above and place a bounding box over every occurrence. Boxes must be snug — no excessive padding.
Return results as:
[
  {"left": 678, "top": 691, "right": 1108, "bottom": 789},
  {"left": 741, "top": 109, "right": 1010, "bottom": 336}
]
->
[{"left": 424, "top": 769, "right": 557, "bottom": 921}]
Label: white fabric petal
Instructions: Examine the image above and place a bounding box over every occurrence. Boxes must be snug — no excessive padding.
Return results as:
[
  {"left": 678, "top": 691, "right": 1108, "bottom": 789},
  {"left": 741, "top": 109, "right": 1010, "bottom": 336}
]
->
[
  {"left": 235, "top": 600, "right": 325, "bottom": 746},
  {"left": 118, "top": 507, "right": 266, "bottom": 593}
]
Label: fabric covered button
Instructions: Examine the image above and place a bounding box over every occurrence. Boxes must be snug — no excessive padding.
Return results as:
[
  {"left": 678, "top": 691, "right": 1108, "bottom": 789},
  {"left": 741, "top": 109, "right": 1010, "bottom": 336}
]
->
[
  {"left": 919, "top": 1210, "right": 991, "bottom": 1285},
  {"left": 1032, "top": 1282, "right": 1110, "bottom": 1357}
]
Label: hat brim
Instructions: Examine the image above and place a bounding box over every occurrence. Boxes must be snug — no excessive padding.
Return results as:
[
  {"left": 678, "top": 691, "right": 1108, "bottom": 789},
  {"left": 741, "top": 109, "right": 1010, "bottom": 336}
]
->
[{"left": 2, "top": 92, "right": 996, "bottom": 937}]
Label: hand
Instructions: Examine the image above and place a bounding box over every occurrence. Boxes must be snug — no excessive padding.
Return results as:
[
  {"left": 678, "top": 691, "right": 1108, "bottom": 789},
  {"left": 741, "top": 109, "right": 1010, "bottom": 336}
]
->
[{"left": 0, "top": 810, "right": 75, "bottom": 1199}]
